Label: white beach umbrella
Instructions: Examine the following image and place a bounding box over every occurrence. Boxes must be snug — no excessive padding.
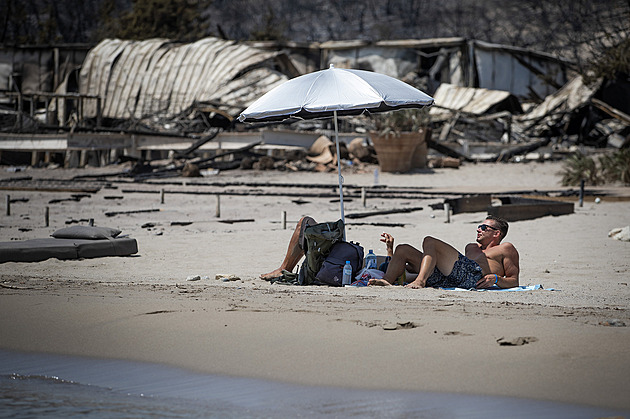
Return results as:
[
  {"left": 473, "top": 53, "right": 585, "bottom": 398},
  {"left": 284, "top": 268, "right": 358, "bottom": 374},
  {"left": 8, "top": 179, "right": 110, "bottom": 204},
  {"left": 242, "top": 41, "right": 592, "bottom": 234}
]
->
[{"left": 238, "top": 64, "right": 434, "bottom": 236}]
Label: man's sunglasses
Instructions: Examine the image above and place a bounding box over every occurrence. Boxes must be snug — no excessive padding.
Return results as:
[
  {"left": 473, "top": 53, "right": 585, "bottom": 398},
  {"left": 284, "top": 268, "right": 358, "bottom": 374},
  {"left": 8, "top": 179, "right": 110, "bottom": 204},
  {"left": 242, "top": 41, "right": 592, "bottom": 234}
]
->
[{"left": 478, "top": 224, "right": 499, "bottom": 231}]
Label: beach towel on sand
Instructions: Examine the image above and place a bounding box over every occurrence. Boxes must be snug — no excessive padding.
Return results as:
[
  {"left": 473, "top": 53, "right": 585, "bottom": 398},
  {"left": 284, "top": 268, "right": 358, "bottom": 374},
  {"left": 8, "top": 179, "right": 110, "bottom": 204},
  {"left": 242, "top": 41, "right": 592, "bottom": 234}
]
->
[{"left": 440, "top": 284, "right": 554, "bottom": 291}]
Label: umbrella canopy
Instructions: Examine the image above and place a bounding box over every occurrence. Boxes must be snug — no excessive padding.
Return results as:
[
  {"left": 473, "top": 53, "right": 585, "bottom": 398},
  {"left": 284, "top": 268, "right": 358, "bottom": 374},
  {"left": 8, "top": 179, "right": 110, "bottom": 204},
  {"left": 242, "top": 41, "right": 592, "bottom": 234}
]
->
[
  {"left": 238, "top": 65, "right": 434, "bottom": 237},
  {"left": 238, "top": 64, "right": 434, "bottom": 123}
]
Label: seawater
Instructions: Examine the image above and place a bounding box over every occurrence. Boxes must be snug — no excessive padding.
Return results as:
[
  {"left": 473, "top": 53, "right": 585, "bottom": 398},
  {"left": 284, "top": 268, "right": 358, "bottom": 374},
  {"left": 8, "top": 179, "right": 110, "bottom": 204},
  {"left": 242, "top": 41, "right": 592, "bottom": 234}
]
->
[{"left": 0, "top": 349, "right": 627, "bottom": 418}]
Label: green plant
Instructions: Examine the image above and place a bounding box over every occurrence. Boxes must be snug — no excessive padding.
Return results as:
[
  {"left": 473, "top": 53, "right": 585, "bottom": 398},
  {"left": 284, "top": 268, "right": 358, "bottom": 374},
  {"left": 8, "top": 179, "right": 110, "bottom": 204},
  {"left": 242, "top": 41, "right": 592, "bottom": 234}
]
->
[
  {"left": 559, "top": 152, "right": 603, "bottom": 186},
  {"left": 599, "top": 148, "right": 630, "bottom": 185},
  {"left": 372, "top": 108, "right": 430, "bottom": 136}
]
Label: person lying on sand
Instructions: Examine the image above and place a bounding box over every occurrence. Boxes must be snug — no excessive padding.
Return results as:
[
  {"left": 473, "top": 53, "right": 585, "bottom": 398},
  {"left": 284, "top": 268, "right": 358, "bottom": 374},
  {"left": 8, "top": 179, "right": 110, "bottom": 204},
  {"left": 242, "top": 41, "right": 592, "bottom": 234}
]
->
[
  {"left": 260, "top": 215, "right": 519, "bottom": 289},
  {"left": 370, "top": 215, "right": 519, "bottom": 289}
]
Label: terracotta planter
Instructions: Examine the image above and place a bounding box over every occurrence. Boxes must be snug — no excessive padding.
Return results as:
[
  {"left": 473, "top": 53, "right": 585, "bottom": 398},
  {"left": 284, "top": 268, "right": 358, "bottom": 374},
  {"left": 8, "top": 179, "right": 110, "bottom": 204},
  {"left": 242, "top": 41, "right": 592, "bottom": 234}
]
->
[{"left": 369, "top": 128, "right": 429, "bottom": 172}]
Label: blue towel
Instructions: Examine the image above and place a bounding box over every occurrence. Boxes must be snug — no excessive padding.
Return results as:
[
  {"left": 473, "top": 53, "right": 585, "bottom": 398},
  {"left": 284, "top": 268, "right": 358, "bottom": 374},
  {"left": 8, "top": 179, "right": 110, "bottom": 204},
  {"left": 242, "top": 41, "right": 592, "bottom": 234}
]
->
[{"left": 440, "top": 284, "right": 554, "bottom": 291}]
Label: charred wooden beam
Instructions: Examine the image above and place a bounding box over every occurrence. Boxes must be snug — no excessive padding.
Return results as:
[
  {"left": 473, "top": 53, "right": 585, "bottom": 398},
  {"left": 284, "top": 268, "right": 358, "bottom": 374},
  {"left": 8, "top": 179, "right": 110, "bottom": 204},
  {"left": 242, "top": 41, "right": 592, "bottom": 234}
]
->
[
  {"left": 105, "top": 208, "right": 161, "bottom": 217},
  {"left": 345, "top": 206, "right": 424, "bottom": 219},
  {"left": 495, "top": 138, "right": 550, "bottom": 162},
  {"left": 426, "top": 137, "right": 473, "bottom": 162}
]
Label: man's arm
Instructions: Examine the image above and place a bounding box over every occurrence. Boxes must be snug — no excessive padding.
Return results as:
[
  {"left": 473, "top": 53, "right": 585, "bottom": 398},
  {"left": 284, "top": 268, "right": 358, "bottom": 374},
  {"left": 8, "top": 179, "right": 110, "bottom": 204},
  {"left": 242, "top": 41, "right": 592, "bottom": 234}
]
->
[
  {"left": 498, "top": 242, "right": 519, "bottom": 288},
  {"left": 380, "top": 233, "right": 395, "bottom": 257}
]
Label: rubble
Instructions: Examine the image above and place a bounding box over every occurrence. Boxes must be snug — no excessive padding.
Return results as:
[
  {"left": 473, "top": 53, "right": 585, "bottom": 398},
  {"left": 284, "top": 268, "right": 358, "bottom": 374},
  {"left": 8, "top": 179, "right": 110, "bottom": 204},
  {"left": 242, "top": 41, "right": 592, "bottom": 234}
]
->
[{"left": 1, "top": 37, "right": 628, "bottom": 173}]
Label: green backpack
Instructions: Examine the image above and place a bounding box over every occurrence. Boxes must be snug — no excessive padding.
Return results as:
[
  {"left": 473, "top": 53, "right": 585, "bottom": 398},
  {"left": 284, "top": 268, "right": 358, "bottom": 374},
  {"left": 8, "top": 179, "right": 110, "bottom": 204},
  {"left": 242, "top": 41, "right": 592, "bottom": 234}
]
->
[{"left": 298, "top": 219, "right": 345, "bottom": 285}]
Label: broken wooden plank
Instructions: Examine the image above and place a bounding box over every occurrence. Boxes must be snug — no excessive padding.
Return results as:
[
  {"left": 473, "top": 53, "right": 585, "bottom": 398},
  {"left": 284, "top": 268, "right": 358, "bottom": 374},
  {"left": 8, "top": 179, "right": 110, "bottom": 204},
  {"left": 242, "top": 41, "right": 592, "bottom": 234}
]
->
[
  {"left": 345, "top": 206, "right": 423, "bottom": 219},
  {"left": 133, "top": 141, "right": 263, "bottom": 180},
  {"left": 346, "top": 222, "right": 407, "bottom": 227},
  {"left": 438, "top": 112, "right": 460, "bottom": 141},
  {"left": 173, "top": 128, "right": 221, "bottom": 158},
  {"left": 48, "top": 194, "right": 91, "bottom": 204},
  {"left": 170, "top": 221, "right": 193, "bottom": 226},
  {"left": 105, "top": 208, "right": 161, "bottom": 217},
  {"left": 426, "top": 137, "right": 473, "bottom": 162},
  {"left": 0, "top": 176, "right": 32, "bottom": 182},
  {"left": 591, "top": 98, "right": 630, "bottom": 125},
  {"left": 0, "top": 186, "right": 100, "bottom": 193},
  {"left": 217, "top": 218, "right": 255, "bottom": 224},
  {"left": 495, "top": 138, "right": 550, "bottom": 162}
]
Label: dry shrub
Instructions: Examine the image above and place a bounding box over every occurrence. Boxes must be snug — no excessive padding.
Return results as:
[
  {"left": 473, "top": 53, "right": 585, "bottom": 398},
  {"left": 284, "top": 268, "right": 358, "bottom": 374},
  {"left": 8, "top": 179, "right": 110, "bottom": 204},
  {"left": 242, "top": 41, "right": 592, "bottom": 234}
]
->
[
  {"left": 599, "top": 148, "right": 630, "bottom": 185},
  {"left": 559, "top": 152, "right": 603, "bottom": 186},
  {"left": 560, "top": 149, "right": 630, "bottom": 186}
]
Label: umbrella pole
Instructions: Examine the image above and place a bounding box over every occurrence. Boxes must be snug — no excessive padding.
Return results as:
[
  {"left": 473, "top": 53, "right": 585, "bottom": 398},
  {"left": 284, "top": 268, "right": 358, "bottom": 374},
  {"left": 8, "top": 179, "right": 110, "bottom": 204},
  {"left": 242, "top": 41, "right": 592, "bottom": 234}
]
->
[{"left": 333, "top": 110, "right": 346, "bottom": 240}]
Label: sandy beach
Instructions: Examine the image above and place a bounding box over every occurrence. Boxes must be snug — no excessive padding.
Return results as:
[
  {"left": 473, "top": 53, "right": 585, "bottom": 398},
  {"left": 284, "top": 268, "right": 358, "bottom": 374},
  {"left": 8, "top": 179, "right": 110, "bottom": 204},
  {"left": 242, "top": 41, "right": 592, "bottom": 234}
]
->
[{"left": 1, "top": 160, "right": 629, "bottom": 412}]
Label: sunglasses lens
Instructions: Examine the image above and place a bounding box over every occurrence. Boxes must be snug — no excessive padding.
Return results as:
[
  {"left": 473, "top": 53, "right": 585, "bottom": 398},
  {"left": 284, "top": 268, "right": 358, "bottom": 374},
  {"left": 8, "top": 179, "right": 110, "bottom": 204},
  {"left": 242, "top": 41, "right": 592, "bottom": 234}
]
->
[{"left": 478, "top": 225, "right": 486, "bottom": 231}]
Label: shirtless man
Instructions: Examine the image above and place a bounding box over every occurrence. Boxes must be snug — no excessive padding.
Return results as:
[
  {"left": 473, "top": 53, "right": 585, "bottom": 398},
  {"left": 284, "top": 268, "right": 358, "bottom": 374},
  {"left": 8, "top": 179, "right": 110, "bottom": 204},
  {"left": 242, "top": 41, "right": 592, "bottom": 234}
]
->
[{"left": 370, "top": 215, "right": 519, "bottom": 289}]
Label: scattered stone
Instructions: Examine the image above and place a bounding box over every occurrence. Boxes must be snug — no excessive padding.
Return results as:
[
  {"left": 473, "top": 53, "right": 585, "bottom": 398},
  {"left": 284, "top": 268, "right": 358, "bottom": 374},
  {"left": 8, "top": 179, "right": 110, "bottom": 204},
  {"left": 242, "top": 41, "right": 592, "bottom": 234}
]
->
[
  {"left": 182, "top": 163, "right": 200, "bottom": 177},
  {"left": 497, "top": 336, "right": 538, "bottom": 346},
  {"left": 240, "top": 156, "right": 254, "bottom": 170},
  {"left": 216, "top": 274, "right": 240, "bottom": 282},
  {"left": 608, "top": 226, "right": 630, "bottom": 242},
  {"left": 382, "top": 321, "right": 417, "bottom": 331},
  {"left": 253, "top": 156, "right": 275, "bottom": 170},
  {"left": 186, "top": 275, "right": 201, "bottom": 281},
  {"left": 599, "top": 319, "right": 626, "bottom": 327}
]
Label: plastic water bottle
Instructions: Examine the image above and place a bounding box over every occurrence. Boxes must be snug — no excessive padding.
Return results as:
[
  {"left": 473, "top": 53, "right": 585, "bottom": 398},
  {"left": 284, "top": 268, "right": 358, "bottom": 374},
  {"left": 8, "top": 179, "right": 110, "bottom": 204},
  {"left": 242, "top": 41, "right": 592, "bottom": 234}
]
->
[
  {"left": 342, "top": 261, "right": 353, "bottom": 286},
  {"left": 366, "top": 249, "right": 377, "bottom": 270}
]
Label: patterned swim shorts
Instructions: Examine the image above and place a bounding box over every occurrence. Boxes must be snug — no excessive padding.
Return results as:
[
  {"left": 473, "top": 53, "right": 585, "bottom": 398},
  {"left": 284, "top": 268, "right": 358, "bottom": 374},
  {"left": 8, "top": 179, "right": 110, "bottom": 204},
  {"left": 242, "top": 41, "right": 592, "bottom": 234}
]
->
[{"left": 425, "top": 253, "right": 483, "bottom": 289}]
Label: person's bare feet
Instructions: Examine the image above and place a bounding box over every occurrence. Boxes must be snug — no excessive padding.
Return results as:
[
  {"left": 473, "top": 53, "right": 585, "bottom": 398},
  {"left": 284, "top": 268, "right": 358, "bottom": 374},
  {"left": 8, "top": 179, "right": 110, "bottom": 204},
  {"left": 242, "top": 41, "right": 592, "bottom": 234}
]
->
[
  {"left": 260, "top": 268, "right": 284, "bottom": 280},
  {"left": 368, "top": 278, "right": 391, "bottom": 286},
  {"left": 404, "top": 280, "right": 425, "bottom": 288}
]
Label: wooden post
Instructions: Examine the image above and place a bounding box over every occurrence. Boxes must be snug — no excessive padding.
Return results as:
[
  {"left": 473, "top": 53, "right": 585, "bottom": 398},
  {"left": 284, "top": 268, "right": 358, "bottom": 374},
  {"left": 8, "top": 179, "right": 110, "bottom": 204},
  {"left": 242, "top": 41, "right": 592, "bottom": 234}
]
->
[
  {"left": 361, "top": 187, "right": 366, "bottom": 207},
  {"left": 79, "top": 150, "right": 88, "bottom": 168},
  {"left": 6, "top": 195, "right": 10, "bottom": 216},
  {"left": 45, "top": 206, "right": 49, "bottom": 227},
  {"left": 215, "top": 194, "right": 220, "bottom": 218},
  {"left": 17, "top": 93, "right": 23, "bottom": 130},
  {"left": 78, "top": 95, "right": 83, "bottom": 127},
  {"left": 160, "top": 188, "right": 165, "bottom": 204},
  {"left": 444, "top": 202, "right": 450, "bottom": 223},
  {"left": 282, "top": 210, "right": 287, "bottom": 230},
  {"left": 579, "top": 179, "right": 585, "bottom": 207},
  {"left": 96, "top": 97, "right": 102, "bottom": 128}
]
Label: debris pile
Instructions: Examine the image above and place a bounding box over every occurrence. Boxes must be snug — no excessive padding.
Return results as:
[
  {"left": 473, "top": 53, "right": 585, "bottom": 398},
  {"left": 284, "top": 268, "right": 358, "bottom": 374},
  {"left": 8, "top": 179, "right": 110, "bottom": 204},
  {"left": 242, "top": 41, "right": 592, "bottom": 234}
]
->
[{"left": 424, "top": 76, "right": 630, "bottom": 164}]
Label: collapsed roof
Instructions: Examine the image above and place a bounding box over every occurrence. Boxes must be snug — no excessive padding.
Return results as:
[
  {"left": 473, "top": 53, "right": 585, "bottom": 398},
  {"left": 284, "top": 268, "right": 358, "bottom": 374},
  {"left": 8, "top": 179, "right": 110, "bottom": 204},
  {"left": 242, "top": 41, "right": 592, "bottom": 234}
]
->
[
  {"left": 78, "top": 37, "right": 290, "bottom": 121},
  {"left": 430, "top": 83, "right": 523, "bottom": 120}
]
